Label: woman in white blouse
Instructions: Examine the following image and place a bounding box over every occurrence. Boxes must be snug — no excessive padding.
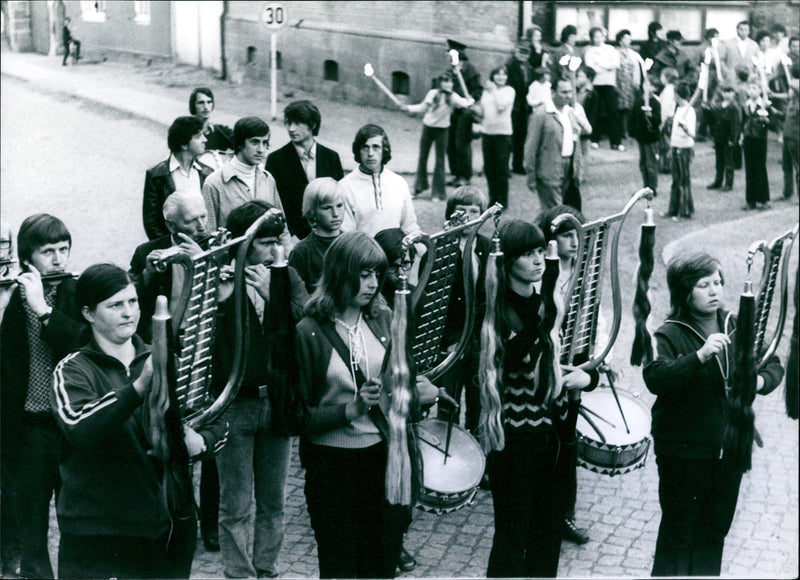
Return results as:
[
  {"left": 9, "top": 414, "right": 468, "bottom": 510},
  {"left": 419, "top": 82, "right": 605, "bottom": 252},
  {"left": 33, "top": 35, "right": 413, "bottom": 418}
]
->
[{"left": 479, "top": 65, "right": 516, "bottom": 207}]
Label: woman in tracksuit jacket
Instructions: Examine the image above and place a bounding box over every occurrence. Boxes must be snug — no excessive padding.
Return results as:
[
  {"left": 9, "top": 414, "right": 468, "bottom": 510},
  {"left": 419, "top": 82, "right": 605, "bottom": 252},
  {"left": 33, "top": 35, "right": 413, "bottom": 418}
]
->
[
  {"left": 50, "top": 263, "right": 227, "bottom": 579},
  {"left": 643, "top": 252, "right": 783, "bottom": 577}
]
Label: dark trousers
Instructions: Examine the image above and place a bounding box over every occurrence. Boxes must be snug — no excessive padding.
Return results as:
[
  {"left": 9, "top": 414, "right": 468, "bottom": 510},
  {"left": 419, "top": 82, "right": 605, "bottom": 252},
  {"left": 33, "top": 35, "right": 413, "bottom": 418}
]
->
[
  {"left": 437, "top": 351, "right": 481, "bottom": 436},
  {"left": 511, "top": 108, "right": 529, "bottom": 173},
  {"left": 652, "top": 455, "right": 743, "bottom": 577},
  {"left": 638, "top": 141, "right": 659, "bottom": 195},
  {"left": 713, "top": 139, "right": 735, "bottom": 188},
  {"left": 562, "top": 154, "right": 581, "bottom": 212},
  {"left": 783, "top": 137, "right": 799, "bottom": 199},
  {"left": 199, "top": 458, "right": 219, "bottom": 538},
  {"left": 304, "top": 442, "right": 409, "bottom": 579},
  {"left": 18, "top": 417, "right": 61, "bottom": 579},
  {"left": 58, "top": 516, "right": 197, "bottom": 580},
  {"left": 557, "top": 398, "right": 581, "bottom": 520},
  {"left": 487, "top": 430, "right": 563, "bottom": 578},
  {"left": 591, "top": 85, "right": 622, "bottom": 148},
  {"left": 668, "top": 147, "right": 694, "bottom": 218},
  {"left": 1, "top": 451, "right": 21, "bottom": 574},
  {"left": 743, "top": 136, "right": 769, "bottom": 206},
  {"left": 61, "top": 40, "right": 80, "bottom": 64},
  {"left": 482, "top": 134, "right": 511, "bottom": 207},
  {"left": 414, "top": 125, "right": 448, "bottom": 198},
  {"left": 658, "top": 133, "right": 672, "bottom": 174},
  {"left": 447, "top": 110, "right": 474, "bottom": 181}
]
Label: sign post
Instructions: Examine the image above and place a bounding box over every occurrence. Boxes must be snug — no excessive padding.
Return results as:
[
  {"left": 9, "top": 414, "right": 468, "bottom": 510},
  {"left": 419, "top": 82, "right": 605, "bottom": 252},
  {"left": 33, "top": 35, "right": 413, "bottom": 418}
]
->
[{"left": 262, "top": 3, "right": 287, "bottom": 120}]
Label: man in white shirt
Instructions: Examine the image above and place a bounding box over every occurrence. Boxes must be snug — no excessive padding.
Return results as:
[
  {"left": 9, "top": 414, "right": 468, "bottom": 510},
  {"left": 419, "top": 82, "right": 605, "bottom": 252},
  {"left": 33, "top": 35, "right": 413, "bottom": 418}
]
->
[
  {"left": 340, "top": 124, "right": 420, "bottom": 237},
  {"left": 723, "top": 21, "right": 759, "bottom": 86},
  {"left": 142, "top": 116, "right": 212, "bottom": 240},
  {"left": 524, "top": 79, "right": 582, "bottom": 210}
]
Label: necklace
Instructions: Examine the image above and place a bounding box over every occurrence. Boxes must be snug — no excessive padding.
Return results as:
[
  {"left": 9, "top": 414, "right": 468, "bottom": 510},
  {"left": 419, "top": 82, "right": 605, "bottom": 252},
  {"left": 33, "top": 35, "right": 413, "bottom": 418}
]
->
[{"left": 334, "top": 313, "right": 370, "bottom": 394}]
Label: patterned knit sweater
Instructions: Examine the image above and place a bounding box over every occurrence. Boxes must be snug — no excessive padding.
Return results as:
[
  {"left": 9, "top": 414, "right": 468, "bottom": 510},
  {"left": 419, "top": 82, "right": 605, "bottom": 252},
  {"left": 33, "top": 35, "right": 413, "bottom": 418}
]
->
[{"left": 501, "top": 289, "right": 568, "bottom": 433}]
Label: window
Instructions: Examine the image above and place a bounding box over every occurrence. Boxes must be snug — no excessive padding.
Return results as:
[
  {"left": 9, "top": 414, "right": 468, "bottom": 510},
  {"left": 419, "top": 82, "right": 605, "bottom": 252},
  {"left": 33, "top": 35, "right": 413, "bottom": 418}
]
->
[
  {"left": 134, "top": 1, "right": 151, "bottom": 25},
  {"left": 80, "top": 0, "right": 106, "bottom": 22},
  {"left": 246, "top": 46, "right": 257, "bottom": 64},
  {"left": 392, "top": 71, "right": 410, "bottom": 96},
  {"left": 324, "top": 60, "right": 339, "bottom": 82}
]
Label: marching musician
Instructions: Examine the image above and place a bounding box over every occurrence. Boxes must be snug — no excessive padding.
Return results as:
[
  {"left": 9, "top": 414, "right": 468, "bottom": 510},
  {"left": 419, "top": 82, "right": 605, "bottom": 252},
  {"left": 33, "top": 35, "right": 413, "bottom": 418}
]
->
[
  {"left": 643, "top": 252, "right": 784, "bottom": 576},
  {"left": 536, "top": 205, "right": 602, "bottom": 547},
  {"left": 0, "top": 214, "right": 85, "bottom": 579},
  {"left": 295, "top": 231, "right": 438, "bottom": 578},
  {"left": 50, "top": 263, "right": 227, "bottom": 579},
  {"left": 211, "top": 202, "right": 308, "bottom": 579},
  {"left": 142, "top": 115, "right": 213, "bottom": 240},
  {"left": 480, "top": 220, "right": 591, "bottom": 577},
  {"left": 129, "top": 190, "right": 210, "bottom": 342}
]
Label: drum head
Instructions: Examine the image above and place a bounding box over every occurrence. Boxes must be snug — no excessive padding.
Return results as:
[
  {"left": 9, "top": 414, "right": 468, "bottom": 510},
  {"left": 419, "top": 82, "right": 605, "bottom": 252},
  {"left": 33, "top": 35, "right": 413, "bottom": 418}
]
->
[
  {"left": 576, "top": 389, "right": 651, "bottom": 446},
  {"left": 415, "top": 419, "right": 485, "bottom": 494}
]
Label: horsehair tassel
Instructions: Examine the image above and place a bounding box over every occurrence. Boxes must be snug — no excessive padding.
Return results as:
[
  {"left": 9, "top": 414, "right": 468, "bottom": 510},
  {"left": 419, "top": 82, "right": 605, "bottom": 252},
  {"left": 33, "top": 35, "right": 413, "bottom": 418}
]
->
[
  {"left": 723, "top": 284, "right": 757, "bottom": 472},
  {"left": 786, "top": 266, "right": 799, "bottom": 420},
  {"left": 539, "top": 241, "right": 562, "bottom": 405},
  {"left": 145, "top": 295, "right": 171, "bottom": 463},
  {"left": 385, "top": 277, "right": 412, "bottom": 506},
  {"left": 630, "top": 208, "right": 656, "bottom": 366},
  {"left": 478, "top": 235, "right": 505, "bottom": 454}
]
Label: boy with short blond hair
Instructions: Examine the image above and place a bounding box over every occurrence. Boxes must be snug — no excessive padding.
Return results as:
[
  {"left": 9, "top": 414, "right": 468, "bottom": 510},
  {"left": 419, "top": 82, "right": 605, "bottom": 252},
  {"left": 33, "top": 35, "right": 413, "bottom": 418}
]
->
[{"left": 288, "top": 177, "right": 346, "bottom": 293}]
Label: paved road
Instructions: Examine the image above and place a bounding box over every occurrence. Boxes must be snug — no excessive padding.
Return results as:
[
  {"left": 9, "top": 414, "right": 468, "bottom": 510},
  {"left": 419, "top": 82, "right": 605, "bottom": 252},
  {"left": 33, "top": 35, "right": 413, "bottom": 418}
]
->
[{"left": 1, "top": 72, "right": 797, "bottom": 579}]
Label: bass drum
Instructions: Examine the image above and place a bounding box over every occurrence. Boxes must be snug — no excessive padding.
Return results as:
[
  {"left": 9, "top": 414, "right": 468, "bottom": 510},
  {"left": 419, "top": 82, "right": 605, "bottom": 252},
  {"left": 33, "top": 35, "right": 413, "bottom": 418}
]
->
[
  {"left": 576, "top": 388, "right": 651, "bottom": 477},
  {"left": 414, "top": 419, "right": 485, "bottom": 514}
]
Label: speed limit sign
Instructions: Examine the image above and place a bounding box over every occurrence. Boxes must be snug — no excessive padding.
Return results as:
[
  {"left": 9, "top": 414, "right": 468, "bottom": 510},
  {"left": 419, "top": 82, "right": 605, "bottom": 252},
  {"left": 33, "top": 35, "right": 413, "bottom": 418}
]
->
[{"left": 262, "top": 3, "right": 286, "bottom": 29}]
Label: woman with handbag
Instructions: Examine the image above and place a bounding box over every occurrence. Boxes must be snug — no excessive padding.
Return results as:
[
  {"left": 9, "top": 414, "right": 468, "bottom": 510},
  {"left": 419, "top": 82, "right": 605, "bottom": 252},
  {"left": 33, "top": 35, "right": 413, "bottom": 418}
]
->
[{"left": 295, "top": 231, "right": 439, "bottom": 578}]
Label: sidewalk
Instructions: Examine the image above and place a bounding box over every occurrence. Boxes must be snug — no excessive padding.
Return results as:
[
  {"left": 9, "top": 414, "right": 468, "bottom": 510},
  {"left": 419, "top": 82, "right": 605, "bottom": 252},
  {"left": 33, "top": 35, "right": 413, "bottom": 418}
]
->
[{"left": 0, "top": 48, "right": 646, "bottom": 176}]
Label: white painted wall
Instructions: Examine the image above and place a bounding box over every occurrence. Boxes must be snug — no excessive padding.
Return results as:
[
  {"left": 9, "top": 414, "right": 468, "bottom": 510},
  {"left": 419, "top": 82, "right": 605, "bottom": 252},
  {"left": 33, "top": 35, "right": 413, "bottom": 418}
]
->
[{"left": 173, "top": 1, "right": 222, "bottom": 72}]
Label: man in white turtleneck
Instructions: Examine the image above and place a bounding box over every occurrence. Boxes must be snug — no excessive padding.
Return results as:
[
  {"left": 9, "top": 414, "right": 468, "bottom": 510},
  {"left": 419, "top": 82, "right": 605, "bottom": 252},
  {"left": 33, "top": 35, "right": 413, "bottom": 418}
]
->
[{"left": 202, "top": 116, "right": 287, "bottom": 235}]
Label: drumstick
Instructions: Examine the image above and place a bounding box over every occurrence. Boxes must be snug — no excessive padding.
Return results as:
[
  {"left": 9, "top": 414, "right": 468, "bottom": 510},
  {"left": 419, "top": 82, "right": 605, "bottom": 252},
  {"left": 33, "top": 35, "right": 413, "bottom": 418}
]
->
[
  {"left": 580, "top": 404, "right": 617, "bottom": 429},
  {"left": 577, "top": 407, "right": 607, "bottom": 444},
  {"left": 603, "top": 367, "right": 630, "bottom": 434},
  {"left": 416, "top": 430, "right": 452, "bottom": 459},
  {"left": 443, "top": 408, "right": 455, "bottom": 465}
]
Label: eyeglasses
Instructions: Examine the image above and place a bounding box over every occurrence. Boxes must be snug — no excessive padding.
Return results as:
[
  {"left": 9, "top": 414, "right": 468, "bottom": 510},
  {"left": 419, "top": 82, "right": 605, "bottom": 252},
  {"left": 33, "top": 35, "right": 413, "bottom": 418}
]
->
[{"left": 387, "top": 260, "right": 413, "bottom": 273}]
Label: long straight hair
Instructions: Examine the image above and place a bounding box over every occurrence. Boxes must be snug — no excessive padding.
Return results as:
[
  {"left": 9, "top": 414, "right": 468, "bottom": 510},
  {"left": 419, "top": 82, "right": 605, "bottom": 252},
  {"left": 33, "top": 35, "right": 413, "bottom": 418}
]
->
[{"left": 305, "top": 231, "right": 388, "bottom": 319}]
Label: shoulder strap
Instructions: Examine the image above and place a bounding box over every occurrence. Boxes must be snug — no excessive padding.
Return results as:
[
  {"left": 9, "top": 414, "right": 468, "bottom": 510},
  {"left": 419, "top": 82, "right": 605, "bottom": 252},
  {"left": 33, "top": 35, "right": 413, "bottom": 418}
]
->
[{"left": 316, "top": 319, "right": 390, "bottom": 441}]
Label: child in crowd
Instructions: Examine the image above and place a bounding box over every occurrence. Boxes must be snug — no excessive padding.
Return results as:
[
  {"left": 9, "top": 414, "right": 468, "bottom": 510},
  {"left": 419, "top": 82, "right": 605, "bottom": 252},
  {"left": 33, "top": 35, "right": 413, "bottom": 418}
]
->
[
  {"left": 435, "top": 186, "right": 491, "bottom": 439},
  {"left": 526, "top": 67, "right": 552, "bottom": 114},
  {"left": 405, "top": 71, "right": 473, "bottom": 199},
  {"left": 664, "top": 82, "right": 696, "bottom": 221},
  {"left": 288, "top": 177, "right": 346, "bottom": 293},
  {"left": 741, "top": 81, "right": 772, "bottom": 211},
  {"left": 658, "top": 67, "right": 679, "bottom": 174},
  {"left": 630, "top": 74, "right": 662, "bottom": 197},
  {"left": 708, "top": 84, "right": 741, "bottom": 192}
]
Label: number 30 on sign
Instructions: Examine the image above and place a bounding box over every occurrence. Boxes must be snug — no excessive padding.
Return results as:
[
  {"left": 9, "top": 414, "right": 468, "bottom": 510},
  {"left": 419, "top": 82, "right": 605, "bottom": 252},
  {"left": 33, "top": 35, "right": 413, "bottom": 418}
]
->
[{"left": 262, "top": 3, "right": 286, "bottom": 29}]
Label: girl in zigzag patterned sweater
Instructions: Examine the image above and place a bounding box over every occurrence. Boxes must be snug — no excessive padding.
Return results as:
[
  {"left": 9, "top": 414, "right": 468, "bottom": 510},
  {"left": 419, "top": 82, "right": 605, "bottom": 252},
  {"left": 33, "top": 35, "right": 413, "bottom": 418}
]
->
[{"left": 480, "top": 220, "right": 593, "bottom": 579}]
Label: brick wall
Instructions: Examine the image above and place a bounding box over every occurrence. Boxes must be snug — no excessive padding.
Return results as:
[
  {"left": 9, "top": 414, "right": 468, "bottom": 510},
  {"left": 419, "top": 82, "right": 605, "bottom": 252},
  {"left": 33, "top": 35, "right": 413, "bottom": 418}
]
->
[{"left": 224, "top": 1, "right": 519, "bottom": 106}]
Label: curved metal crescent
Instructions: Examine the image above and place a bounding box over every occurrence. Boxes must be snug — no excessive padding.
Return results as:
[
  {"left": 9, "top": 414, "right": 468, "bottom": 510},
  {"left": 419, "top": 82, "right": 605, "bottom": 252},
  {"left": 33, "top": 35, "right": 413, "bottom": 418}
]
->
[
  {"left": 553, "top": 188, "right": 654, "bottom": 371},
  {"left": 410, "top": 203, "right": 503, "bottom": 381},
  {"left": 753, "top": 223, "right": 798, "bottom": 370}
]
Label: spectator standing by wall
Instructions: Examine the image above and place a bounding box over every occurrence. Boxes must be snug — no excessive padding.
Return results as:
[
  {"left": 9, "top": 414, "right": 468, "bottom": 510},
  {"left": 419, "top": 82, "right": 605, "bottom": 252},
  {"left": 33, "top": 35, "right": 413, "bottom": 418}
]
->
[
  {"left": 480, "top": 66, "right": 516, "bottom": 207},
  {"left": 550, "top": 25, "right": 579, "bottom": 83},
  {"left": 640, "top": 22, "right": 667, "bottom": 62},
  {"left": 616, "top": 29, "right": 642, "bottom": 141},
  {"left": 584, "top": 27, "right": 624, "bottom": 151},
  {"left": 505, "top": 41, "right": 534, "bottom": 175}
]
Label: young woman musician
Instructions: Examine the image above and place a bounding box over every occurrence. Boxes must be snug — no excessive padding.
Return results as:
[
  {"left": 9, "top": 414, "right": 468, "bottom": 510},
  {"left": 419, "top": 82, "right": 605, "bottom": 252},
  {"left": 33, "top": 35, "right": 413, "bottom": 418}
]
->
[
  {"left": 643, "top": 252, "right": 784, "bottom": 576},
  {"left": 50, "top": 264, "right": 227, "bottom": 580},
  {"left": 295, "top": 231, "right": 439, "bottom": 578},
  {"left": 481, "top": 220, "right": 591, "bottom": 577}
]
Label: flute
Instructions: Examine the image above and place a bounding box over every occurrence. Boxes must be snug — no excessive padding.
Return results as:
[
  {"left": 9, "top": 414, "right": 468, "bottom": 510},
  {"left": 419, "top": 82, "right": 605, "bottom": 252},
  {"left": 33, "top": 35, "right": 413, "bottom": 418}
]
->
[{"left": 0, "top": 271, "right": 79, "bottom": 287}]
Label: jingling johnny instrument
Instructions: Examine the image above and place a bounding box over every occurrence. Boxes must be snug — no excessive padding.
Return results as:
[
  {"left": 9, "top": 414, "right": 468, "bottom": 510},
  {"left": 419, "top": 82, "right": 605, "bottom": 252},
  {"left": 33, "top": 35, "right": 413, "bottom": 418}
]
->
[
  {"left": 389, "top": 203, "right": 503, "bottom": 513},
  {"left": 550, "top": 188, "right": 656, "bottom": 476}
]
